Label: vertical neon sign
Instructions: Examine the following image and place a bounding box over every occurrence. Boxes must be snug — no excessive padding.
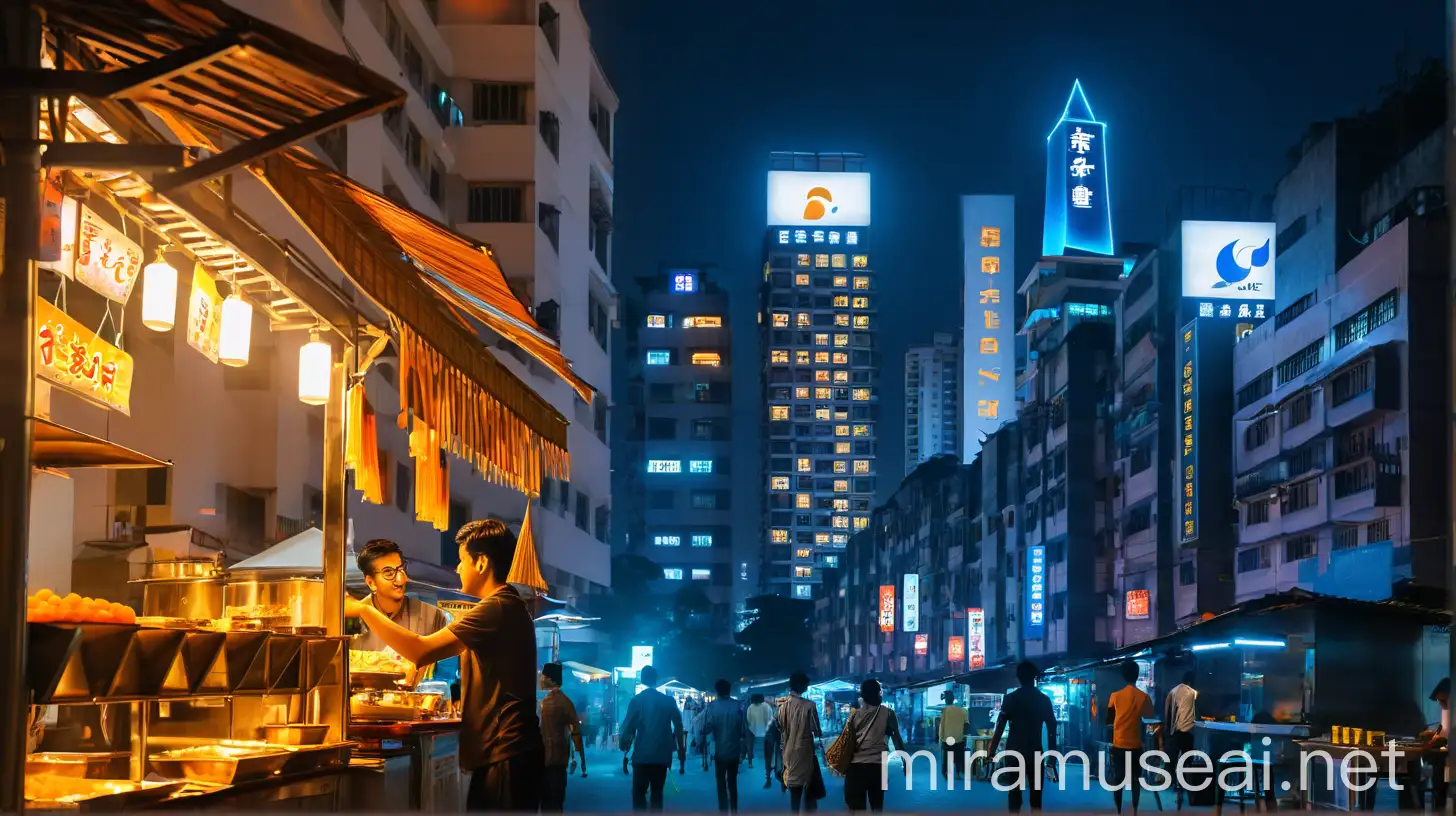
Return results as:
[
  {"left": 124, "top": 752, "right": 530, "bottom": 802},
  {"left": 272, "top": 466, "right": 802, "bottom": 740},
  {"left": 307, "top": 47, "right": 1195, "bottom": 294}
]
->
[
  {"left": 1025, "top": 545, "right": 1046, "bottom": 638},
  {"left": 1180, "top": 320, "right": 1199, "bottom": 544},
  {"left": 1043, "top": 81, "right": 1113, "bottom": 257}
]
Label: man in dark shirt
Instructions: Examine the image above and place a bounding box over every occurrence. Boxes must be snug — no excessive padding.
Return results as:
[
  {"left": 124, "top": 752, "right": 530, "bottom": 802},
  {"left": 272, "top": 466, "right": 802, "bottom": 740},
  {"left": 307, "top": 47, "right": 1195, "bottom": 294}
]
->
[
  {"left": 703, "top": 679, "right": 749, "bottom": 812},
  {"left": 989, "top": 661, "right": 1057, "bottom": 812},
  {"left": 619, "top": 665, "right": 685, "bottom": 812},
  {"left": 539, "top": 662, "right": 586, "bottom": 811},
  {"left": 347, "top": 519, "right": 543, "bottom": 812}
]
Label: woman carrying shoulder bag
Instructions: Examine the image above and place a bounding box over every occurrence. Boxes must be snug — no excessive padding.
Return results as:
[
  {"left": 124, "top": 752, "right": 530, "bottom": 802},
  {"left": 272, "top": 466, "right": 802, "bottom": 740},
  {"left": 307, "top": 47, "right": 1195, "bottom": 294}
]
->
[{"left": 842, "top": 679, "right": 906, "bottom": 813}]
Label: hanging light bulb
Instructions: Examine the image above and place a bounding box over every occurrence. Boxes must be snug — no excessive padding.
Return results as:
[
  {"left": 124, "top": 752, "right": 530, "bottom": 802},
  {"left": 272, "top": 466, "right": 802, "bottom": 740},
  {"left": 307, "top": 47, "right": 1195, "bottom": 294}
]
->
[
  {"left": 140, "top": 250, "right": 178, "bottom": 331},
  {"left": 218, "top": 290, "right": 253, "bottom": 367},
  {"left": 298, "top": 332, "right": 332, "bottom": 405}
]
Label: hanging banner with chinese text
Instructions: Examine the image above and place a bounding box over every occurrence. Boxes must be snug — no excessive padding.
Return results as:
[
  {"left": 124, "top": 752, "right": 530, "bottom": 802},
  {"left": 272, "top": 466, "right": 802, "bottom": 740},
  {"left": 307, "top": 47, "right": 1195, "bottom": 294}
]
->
[
  {"left": 1179, "top": 320, "right": 1199, "bottom": 544},
  {"left": 74, "top": 204, "right": 143, "bottom": 304},
  {"left": 914, "top": 634, "right": 928, "bottom": 656},
  {"left": 967, "top": 608, "right": 986, "bottom": 669},
  {"left": 38, "top": 195, "right": 79, "bottom": 280},
  {"left": 948, "top": 635, "right": 965, "bottom": 663},
  {"left": 1025, "top": 545, "right": 1046, "bottom": 638},
  {"left": 878, "top": 585, "right": 895, "bottom": 633},
  {"left": 35, "top": 298, "right": 133, "bottom": 415},
  {"left": 186, "top": 264, "right": 223, "bottom": 362},
  {"left": 961, "top": 195, "right": 1015, "bottom": 461},
  {"left": 902, "top": 573, "right": 920, "bottom": 633}
]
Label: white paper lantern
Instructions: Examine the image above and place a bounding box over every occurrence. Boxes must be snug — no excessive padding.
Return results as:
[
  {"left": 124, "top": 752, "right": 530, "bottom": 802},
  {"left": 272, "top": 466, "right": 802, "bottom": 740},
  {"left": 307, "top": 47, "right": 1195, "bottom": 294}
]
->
[
  {"left": 218, "top": 293, "right": 253, "bottom": 367},
  {"left": 298, "top": 334, "right": 332, "bottom": 405},
  {"left": 140, "top": 258, "right": 178, "bottom": 331}
]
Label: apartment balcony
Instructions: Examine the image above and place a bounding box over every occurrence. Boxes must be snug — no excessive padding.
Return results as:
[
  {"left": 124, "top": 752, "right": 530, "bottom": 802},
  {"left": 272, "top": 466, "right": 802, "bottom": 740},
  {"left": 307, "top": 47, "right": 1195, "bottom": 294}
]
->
[
  {"left": 1323, "top": 345, "right": 1400, "bottom": 431},
  {"left": 1124, "top": 459, "right": 1156, "bottom": 503},
  {"left": 1329, "top": 459, "right": 1401, "bottom": 522}
]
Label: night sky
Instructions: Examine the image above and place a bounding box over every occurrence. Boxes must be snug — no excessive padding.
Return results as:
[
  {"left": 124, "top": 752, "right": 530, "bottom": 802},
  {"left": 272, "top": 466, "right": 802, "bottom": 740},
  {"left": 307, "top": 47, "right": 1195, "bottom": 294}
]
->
[{"left": 584, "top": 0, "right": 1444, "bottom": 504}]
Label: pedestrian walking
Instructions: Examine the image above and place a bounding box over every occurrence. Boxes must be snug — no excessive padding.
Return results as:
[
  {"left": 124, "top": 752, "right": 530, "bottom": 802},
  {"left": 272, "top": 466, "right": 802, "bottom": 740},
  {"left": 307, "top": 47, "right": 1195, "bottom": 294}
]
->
[
  {"left": 840, "top": 679, "right": 906, "bottom": 813},
  {"left": 1162, "top": 670, "right": 1197, "bottom": 810},
  {"left": 539, "top": 662, "right": 586, "bottom": 812},
  {"left": 938, "top": 689, "right": 969, "bottom": 786},
  {"left": 620, "top": 665, "right": 686, "bottom": 812},
  {"left": 746, "top": 693, "right": 773, "bottom": 770},
  {"left": 704, "top": 679, "right": 750, "bottom": 812},
  {"left": 988, "top": 661, "right": 1057, "bottom": 813},
  {"left": 777, "top": 672, "right": 824, "bottom": 812},
  {"left": 1105, "top": 660, "right": 1155, "bottom": 815},
  {"left": 764, "top": 701, "right": 784, "bottom": 789}
]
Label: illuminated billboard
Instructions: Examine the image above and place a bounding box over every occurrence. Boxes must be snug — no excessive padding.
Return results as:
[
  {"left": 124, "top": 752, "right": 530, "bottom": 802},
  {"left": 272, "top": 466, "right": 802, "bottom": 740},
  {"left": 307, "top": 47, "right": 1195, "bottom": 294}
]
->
[
  {"left": 768, "top": 171, "right": 871, "bottom": 227},
  {"left": 962, "top": 195, "right": 1015, "bottom": 461},
  {"left": 1179, "top": 320, "right": 1199, "bottom": 544},
  {"left": 1025, "top": 545, "right": 1046, "bottom": 638},
  {"left": 1125, "top": 589, "right": 1150, "bottom": 620},
  {"left": 903, "top": 574, "right": 920, "bottom": 633},
  {"left": 878, "top": 585, "right": 895, "bottom": 632},
  {"left": 1043, "top": 81, "right": 1113, "bottom": 257},
  {"left": 948, "top": 636, "right": 965, "bottom": 663},
  {"left": 1182, "top": 221, "right": 1276, "bottom": 319},
  {"left": 967, "top": 608, "right": 986, "bottom": 669}
]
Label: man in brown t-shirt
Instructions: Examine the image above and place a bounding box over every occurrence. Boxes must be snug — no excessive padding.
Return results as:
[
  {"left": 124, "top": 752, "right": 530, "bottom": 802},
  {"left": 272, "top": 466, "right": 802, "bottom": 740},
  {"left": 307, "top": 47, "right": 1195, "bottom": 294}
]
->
[{"left": 347, "top": 519, "right": 543, "bottom": 811}]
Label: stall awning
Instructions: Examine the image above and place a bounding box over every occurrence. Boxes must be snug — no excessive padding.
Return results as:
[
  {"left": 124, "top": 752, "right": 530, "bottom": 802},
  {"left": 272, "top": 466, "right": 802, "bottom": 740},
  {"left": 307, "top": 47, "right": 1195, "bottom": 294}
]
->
[
  {"left": 32, "top": 418, "right": 169, "bottom": 470},
  {"left": 563, "top": 661, "right": 610, "bottom": 681}
]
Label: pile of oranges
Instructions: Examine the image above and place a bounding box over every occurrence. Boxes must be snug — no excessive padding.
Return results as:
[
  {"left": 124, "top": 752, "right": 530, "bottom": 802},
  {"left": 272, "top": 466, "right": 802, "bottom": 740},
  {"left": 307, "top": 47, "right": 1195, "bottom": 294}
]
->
[{"left": 27, "top": 590, "right": 137, "bottom": 625}]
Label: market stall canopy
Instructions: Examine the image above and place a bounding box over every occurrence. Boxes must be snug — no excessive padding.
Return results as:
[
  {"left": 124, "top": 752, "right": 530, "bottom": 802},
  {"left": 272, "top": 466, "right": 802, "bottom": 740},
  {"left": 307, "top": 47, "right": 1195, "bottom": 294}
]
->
[
  {"left": 32, "top": 417, "right": 169, "bottom": 470},
  {"left": 37, "top": 0, "right": 404, "bottom": 194},
  {"left": 807, "top": 679, "right": 858, "bottom": 694},
  {"left": 227, "top": 527, "right": 345, "bottom": 577},
  {"left": 563, "top": 661, "right": 611, "bottom": 682}
]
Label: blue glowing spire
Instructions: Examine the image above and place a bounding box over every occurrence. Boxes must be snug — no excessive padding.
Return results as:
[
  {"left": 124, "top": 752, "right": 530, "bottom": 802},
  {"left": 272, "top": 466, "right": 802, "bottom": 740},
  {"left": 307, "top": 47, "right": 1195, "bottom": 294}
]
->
[
  {"left": 1042, "top": 79, "right": 1114, "bottom": 256},
  {"left": 1047, "top": 80, "right": 1101, "bottom": 140}
]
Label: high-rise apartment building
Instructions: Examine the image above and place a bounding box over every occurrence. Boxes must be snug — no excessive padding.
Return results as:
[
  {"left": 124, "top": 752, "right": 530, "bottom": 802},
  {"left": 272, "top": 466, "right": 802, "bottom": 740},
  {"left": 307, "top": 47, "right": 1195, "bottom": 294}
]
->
[
  {"left": 760, "top": 152, "right": 879, "bottom": 600},
  {"left": 619, "top": 266, "right": 739, "bottom": 639},
  {"left": 961, "top": 195, "right": 1017, "bottom": 463},
  {"left": 904, "top": 333, "right": 961, "bottom": 474}
]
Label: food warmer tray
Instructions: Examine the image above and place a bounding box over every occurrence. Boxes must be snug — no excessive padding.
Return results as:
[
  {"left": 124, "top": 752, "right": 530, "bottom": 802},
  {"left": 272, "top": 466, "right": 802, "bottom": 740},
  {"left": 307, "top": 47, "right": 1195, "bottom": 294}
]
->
[
  {"left": 25, "top": 775, "right": 186, "bottom": 811},
  {"left": 149, "top": 744, "right": 291, "bottom": 785}
]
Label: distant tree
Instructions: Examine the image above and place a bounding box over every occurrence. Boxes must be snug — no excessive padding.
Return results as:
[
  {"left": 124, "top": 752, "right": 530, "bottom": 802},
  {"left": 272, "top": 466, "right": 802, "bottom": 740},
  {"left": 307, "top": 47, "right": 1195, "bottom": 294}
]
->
[
  {"left": 736, "top": 594, "right": 814, "bottom": 678},
  {"left": 594, "top": 554, "right": 670, "bottom": 646}
]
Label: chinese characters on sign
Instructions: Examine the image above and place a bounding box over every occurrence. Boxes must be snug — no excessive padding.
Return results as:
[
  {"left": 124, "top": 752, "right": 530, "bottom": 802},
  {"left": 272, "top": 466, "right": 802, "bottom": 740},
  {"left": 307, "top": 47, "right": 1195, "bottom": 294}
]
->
[
  {"left": 34, "top": 298, "right": 134, "bottom": 415},
  {"left": 186, "top": 264, "right": 223, "bottom": 362},
  {"left": 74, "top": 204, "right": 143, "bottom": 304},
  {"left": 914, "top": 634, "right": 929, "bottom": 656},
  {"left": 671, "top": 272, "right": 697, "bottom": 293},
  {"left": 1025, "top": 545, "right": 1046, "bottom": 638},
  {"left": 1125, "top": 589, "right": 1150, "bottom": 621},
  {"left": 967, "top": 608, "right": 986, "bottom": 669},
  {"left": 878, "top": 585, "right": 895, "bottom": 633},
  {"left": 1196, "top": 301, "right": 1266, "bottom": 320},
  {"left": 1179, "top": 321, "right": 1199, "bottom": 544},
  {"left": 962, "top": 196, "right": 1015, "bottom": 462},
  {"left": 947, "top": 636, "right": 965, "bottom": 663},
  {"left": 902, "top": 574, "right": 920, "bottom": 633},
  {"left": 1043, "top": 83, "right": 1114, "bottom": 257}
]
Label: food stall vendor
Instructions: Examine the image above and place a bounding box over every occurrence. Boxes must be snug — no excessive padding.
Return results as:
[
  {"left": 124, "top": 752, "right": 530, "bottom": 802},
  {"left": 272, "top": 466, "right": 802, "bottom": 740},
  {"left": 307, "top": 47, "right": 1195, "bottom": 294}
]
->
[{"left": 353, "top": 539, "right": 449, "bottom": 681}]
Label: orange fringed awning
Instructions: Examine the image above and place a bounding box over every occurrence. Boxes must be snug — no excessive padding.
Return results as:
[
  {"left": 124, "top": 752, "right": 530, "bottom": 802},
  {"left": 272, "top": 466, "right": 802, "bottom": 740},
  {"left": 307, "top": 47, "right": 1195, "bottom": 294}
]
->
[{"left": 508, "top": 502, "right": 549, "bottom": 595}]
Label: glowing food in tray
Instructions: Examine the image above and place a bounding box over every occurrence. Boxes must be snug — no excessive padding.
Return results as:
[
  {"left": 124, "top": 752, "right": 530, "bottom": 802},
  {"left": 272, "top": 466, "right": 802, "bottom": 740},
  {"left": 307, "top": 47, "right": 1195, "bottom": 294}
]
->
[
  {"left": 27, "top": 589, "right": 136, "bottom": 624},
  {"left": 350, "top": 649, "right": 411, "bottom": 674}
]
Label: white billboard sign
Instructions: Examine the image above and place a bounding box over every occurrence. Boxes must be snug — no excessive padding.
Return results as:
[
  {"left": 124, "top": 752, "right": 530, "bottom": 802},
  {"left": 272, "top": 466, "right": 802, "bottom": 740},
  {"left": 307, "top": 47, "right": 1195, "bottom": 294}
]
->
[
  {"left": 630, "top": 646, "right": 654, "bottom": 672},
  {"left": 767, "top": 171, "right": 871, "bottom": 227},
  {"left": 902, "top": 574, "right": 919, "bottom": 633},
  {"left": 1181, "top": 220, "right": 1276, "bottom": 302}
]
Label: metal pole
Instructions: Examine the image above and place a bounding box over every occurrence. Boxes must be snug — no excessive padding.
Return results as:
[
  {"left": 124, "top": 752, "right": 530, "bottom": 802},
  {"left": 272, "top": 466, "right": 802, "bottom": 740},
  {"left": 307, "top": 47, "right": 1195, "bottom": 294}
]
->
[
  {"left": 0, "top": 3, "right": 40, "bottom": 811},
  {"left": 1446, "top": 2, "right": 1455, "bottom": 810},
  {"left": 321, "top": 345, "right": 352, "bottom": 742}
]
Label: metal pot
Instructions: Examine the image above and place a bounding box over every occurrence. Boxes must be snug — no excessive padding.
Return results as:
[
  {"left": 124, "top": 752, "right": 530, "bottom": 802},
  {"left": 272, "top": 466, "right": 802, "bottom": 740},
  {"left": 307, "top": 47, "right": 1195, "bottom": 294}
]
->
[{"left": 224, "top": 577, "right": 324, "bottom": 631}]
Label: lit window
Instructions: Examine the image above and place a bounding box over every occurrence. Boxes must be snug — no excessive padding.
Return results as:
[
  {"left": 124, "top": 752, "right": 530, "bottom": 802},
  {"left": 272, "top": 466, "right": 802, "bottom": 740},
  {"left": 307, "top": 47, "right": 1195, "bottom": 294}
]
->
[
  {"left": 772, "top": 313, "right": 789, "bottom": 328},
  {"left": 771, "top": 529, "right": 789, "bottom": 543},
  {"left": 833, "top": 461, "right": 848, "bottom": 474},
  {"left": 795, "top": 566, "right": 813, "bottom": 578},
  {"left": 854, "top": 315, "right": 870, "bottom": 329},
  {"left": 663, "top": 568, "right": 684, "bottom": 580},
  {"left": 853, "top": 424, "right": 870, "bottom": 436},
  {"left": 835, "top": 442, "right": 851, "bottom": 454},
  {"left": 797, "top": 458, "right": 811, "bottom": 472},
  {"left": 796, "top": 254, "right": 810, "bottom": 267},
  {"left": 854, "top": 516, "right": 870, "bottom": 531},
  {"left": 692, "top": 569, "right": 711, "bottom": 581},
  {"left": 833, "top": 353, "right": 848, "bottom": 365},
  {"left": 834, "top": 409, "right": 849, "bottom": 420},
  {"left": 832, "top": 516, "right": 849, "bottom": 529},
  {"left": 793, "top": 584, "right": 812, "bottom": 598},
  {"left": 770, "top": 406, "right": 789, "bottom": 421},
  {"left": 654, "top": 535, "right": 681, "bottom": 547},
  {"left": 834, "top": 334, "right": 849, "bottom": 347},
  {"left": 846, "top": 231, "right": 859, "bottom": 245},
  {"left": 833, "top": 276, "right": 848, "bottom": 287},
  {"left": 778, "top": 230, "right": 790, "bottom": 244},
  {"left": 814, "top": 333, "right": 830, "bottom": 346},
  {"left": 833, "top": 295, "right": 849, "bottom": 308},
  {"left": 646, "top": 350, "right": 671, "bottom": 365},
  {"left": 835, "top": 425, "right": 849, "bottom": 437},
  {"left": 834, "top": 479, "right": 849, "bottom": 493},
  {"left": 683, "top": 316, "right": 722, "bottom": 328},
  {"left": 833, "top": 371, "right": 849, "bottom": 383},
  {"left": 814, "top": 352, "right": 829, "bottom": 364},
  {"left": 796, "top": 548, "right": 812, "bottom": 559},
  {"left": 814, "top": 407, "right": 831, "bottom": 420},
  {"left": 794, "top": 230, "right": 807, "bottom": 244},
  {"left": 835, "top": 313, "right": 850, "bottom": 326},
  {"left": 771, "top": 476, "right": 790, "bottom": 490},
  {"left": 831, "top": 254, "right": 846, "bottom": 268},
  {"left": 647, "top": 459, "right": 682, "bottom": 473},
  {"left": 691, "top": 534, "right": 713, "bottom": 547},
  {"left": 981, "top": 227, "right": 1001, "bottom": 247},
  {"left": 852, "top": 388, "right": 871, "bottom": 401},
  {"left": 825, "top": 556, "right": 839, "bottom": 567},
  {"left": 689, "top": 460, "right": 713, "bottom": 474},
  {"left": 691, "top": 352, "right": 722, "bottom": 367},
  {"left": 853, "top": 297, "right": 869, "bottom": 309},
  {"left": 852, "top": 255, "right": 868, "bottom": 268},
  {"left": 815, "top": 370, "right": 830, "bottom": 382},
  {"left": 833, "top": 498, "right": 849, "bottom": 511},
  {"left": 771, "top": 349, "right": 789, "bottom": 364},
  {"left": 854, "top": 460, "right": 870, "bottom": 474},
  {"left": 815, "top": 254, "right": 830, "bottom": 268},
  {"left": 795, "top": 273, "right": 810, "bottom": 286},
  {"left": 672, "top": 272, "right": 697, "bottom": 292},
  {"left": 833, "top": 533, "right": 849, "bottom": 544},
  {"left": 795, "top": 387, "right": 810, "bottom": 399},
  {"left": 796, "top": 493, "right": 811, "bottom": 509},
  {"left": 815, "top": 533, "right": 830, "bottom": 545},
  {"left": 982, "top": 256, "right": 1000, "bottom": 274},
  {"left": 815, "top": 387, "right": 832, "bottom": 400},
  {"left": 796, "top": 350, "right": 810, "bottom": 365},
  {"left": 797, "top": 313, "right": 811, "bottom": 327},
  {"left": 647, "top": 314, "right": 667, "bottom": 328}
]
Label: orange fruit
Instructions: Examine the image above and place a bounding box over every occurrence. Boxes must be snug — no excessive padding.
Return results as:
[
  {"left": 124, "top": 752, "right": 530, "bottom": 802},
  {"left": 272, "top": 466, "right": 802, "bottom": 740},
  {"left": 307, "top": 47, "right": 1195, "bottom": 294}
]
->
[
  {"left": 62, "top": 593, "right": 81, "bottom": 605},
  {"left": 34, "top": 589, "right": 54, "bottom": 602}
]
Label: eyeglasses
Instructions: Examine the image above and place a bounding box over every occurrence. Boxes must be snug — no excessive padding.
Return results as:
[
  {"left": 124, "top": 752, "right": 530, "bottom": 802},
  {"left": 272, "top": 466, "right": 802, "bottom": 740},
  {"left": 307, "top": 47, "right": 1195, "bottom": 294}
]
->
[{"left": 373, "top": 562, "right": 408, "bottom": 582}]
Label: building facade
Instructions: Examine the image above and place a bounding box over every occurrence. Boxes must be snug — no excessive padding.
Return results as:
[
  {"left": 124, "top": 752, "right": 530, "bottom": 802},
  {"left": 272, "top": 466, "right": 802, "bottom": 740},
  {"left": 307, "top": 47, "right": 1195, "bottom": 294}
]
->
[
  {"left": 760, "top": 153, "right": 880, "bottom": 599},
  {"left": 904, "top": 333, "right": 961, "bottom": 476}
]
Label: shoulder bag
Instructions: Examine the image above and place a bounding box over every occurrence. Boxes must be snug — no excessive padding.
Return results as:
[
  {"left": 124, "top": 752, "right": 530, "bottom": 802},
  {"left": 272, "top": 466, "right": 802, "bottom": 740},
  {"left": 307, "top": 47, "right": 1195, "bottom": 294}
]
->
[{"left": 826, "top": 705, "right": 883, "bottom": 777}]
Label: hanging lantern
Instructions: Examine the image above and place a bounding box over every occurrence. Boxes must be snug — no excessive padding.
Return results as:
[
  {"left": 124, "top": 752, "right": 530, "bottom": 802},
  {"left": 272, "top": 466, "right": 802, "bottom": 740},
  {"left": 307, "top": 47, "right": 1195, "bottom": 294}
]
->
[
  {"left": 140, "top": 253, "right": 178, "bottom": 331},
  {"left": 298, "top": 332, "right": 332, "bottom": 405},
  {"left": 218, "top": 292, "right": 253, "bottom": 367}
]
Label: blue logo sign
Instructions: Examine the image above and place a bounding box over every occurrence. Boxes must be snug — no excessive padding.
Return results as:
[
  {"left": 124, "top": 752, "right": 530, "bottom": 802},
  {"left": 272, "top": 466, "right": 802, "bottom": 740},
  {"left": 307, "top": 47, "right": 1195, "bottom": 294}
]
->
[
  {"left": 1213, "top": 238, "right": 1271, "bottom": 289},
  {"left": 1025, "top": 545, "right": 1046, "bottom": 638}
]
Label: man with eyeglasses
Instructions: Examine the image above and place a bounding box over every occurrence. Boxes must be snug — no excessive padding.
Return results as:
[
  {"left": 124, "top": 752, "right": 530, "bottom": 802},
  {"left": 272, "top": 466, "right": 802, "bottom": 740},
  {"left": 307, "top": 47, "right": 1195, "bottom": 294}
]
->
[{"left": 353, "top": 540, "right": 449, "bottom": 677}]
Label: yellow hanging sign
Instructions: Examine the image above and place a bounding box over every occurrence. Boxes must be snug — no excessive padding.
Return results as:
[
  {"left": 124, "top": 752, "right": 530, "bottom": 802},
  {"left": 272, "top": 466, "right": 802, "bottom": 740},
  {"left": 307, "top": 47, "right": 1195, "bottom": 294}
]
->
[{"left": 35, "top": 298, "right": 134, "bottom": 415}]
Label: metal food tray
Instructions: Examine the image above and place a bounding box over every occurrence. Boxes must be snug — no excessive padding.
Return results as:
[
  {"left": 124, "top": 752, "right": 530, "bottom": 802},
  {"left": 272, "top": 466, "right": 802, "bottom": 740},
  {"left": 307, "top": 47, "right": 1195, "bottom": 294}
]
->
[
  {"left": 25, "top": 751, "right": 129, "bottom": 779},
  {"left": 280, "top": 742, "right": 354, "bottom": 775},
  {"left": 149, "top": 745, "right": 292, "bottom": 785},
  {"left": 25, "top": 775, "right": 186, "bottom": 811},
  {"left": 350, "top": 669, "right": 407, "bottom": 690}
]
